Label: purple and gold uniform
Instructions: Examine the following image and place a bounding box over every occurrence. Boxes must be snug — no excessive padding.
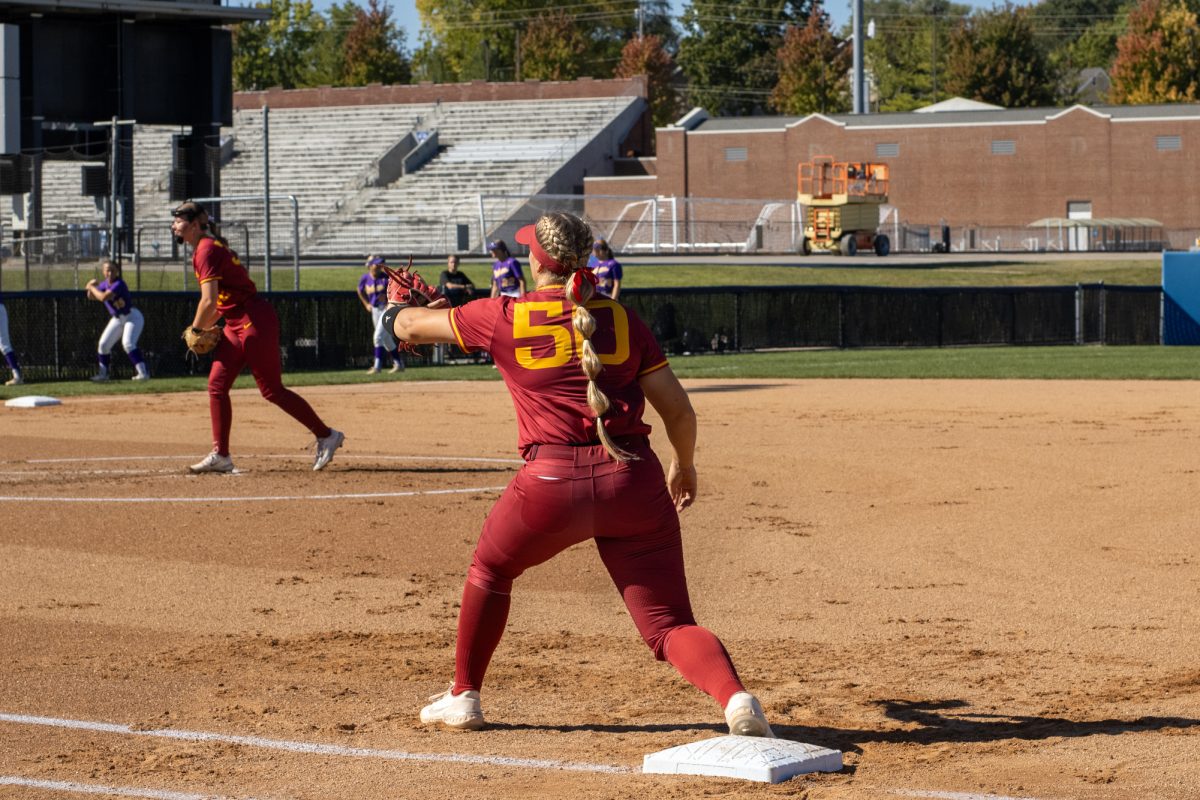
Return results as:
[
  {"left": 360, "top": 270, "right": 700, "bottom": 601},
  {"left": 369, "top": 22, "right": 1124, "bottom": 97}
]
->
[
  {"left": 490, "top": 256, "right": 524, "bottom": 298},
  {"left": 593, "top": 258, "right": 623, "bottom": 298},
  {"left": 444, "top": 287, "right": 745, "bottom": 707},
  {"left": 96, "top": 278, "right": 134, "bottom": 317},
  {"left": 358, "top": 271, "right": 388, "bottom": 308},
  {"left": 193, "top": 237, "right": 330, "bottom": 456}
]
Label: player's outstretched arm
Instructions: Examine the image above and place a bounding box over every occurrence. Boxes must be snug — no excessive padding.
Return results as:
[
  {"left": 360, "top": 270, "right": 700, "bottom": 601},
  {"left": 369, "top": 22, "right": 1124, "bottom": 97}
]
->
[{"left": 640, "top": 365, "right": 697, "bottom": 511}]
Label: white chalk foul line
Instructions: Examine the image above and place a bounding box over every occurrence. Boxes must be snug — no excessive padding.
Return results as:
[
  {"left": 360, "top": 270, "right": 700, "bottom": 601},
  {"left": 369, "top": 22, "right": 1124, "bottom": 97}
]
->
[
  {"left": 0, "top": 775, "right": 265, "bottom": 800},
  {"left": 0, "top": 712, "right": 632, "bottom": 775},
  {"left": 0, "top": 486, "right": 509, "bottom": 503},
  {"left": 21, "top": 454, "right": 523, "bottom": 466},
  {"left": 893, "top": 790, "right": 1047, "bottom": 800}
]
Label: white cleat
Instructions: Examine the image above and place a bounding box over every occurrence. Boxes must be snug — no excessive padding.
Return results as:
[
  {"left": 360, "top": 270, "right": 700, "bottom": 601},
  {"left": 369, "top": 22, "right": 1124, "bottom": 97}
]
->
[
  {"left": 4, "top": 375, "right": 23, "bottom": 386},
  {"left": 724, "top": 692, "right": 775, "bottom": 738},
  {"left": 420, "top": 687, "right": 485, "bottom": 730},
  {"left": 90, "top": 373, "right": 110, "bottom": 383},
  {"left": 131, "top": 373, "right": 151, "bottom": 381},
  {"left": 389, "top": 362, "right": 404, "bottom": 373},
  {"left": 312, "top": 428, "right": 344, "bottom": 471},
  {"left": 189, "top": 451, "right": 235, "bottom": 474},
  {"left": 366, "top": 366, "right": 381, "bottom": 375}
]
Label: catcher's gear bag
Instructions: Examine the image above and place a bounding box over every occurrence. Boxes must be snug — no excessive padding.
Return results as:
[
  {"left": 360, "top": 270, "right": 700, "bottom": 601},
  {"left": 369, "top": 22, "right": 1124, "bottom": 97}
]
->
[{"left": 183, "top": 326, "right": 220, "bottom": 355}]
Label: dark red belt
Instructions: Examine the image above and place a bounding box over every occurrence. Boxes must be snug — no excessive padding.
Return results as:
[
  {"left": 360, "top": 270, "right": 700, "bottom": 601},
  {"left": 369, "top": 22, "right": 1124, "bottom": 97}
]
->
[{"left": 523, "top": 436, "right": 648, "bottom": 462}]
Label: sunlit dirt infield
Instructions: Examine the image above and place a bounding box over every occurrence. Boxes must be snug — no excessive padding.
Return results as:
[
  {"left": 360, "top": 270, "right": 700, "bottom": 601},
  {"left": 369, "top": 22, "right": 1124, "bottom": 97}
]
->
[{"left": 1, "top": 378, "right": 1198, "bottom": 800}]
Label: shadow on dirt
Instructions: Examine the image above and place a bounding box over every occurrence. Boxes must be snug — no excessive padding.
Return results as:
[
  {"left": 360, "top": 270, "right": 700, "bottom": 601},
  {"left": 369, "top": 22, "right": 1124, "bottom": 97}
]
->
[{"left": 773, "top": 698, "right": 1200, "bottom": 753}]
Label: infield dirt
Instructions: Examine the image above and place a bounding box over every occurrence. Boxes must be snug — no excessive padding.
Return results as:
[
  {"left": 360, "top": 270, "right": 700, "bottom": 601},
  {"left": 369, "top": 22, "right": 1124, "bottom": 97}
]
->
[{"left": 1, "top": 379, "right": 1197, "bottom": 800}]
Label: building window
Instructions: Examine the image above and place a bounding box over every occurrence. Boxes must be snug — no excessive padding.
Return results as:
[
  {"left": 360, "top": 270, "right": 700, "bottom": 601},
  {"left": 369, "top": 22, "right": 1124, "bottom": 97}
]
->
[
  {"left": 1067, "top": 201, "right": 1092, "bottom": 220},
  {"left": 724, "top": 147, "right": 748, "bottom": 162},
  {"left": 876, "top": 142, "right": 899, "bottom": 157},
  {"left": 991, "top": 140, "right": 1016, "bottom": 155},
  {"left": 1156, "top": 135, "right": 1182, "bottom": 151}
]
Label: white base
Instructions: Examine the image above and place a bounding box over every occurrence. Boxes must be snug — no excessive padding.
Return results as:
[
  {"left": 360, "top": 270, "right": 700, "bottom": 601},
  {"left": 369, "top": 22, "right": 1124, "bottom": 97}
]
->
[
  {"left": 5, "top": 395, "right": 62, "bottom": 408},
  {"left": 643, "top": 735, "right": 842, "bottom": 783}
]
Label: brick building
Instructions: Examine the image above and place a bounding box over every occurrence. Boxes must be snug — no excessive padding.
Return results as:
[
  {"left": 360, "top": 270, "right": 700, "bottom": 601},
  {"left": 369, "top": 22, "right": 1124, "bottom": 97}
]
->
[{"left": 584, "top": 103, "right": 1200, "bottom": 237}]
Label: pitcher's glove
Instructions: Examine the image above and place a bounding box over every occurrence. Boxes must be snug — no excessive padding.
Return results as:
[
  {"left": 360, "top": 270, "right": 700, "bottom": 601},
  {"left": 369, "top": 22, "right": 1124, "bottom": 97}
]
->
[
  {"left": 384, "top": 257, "right": 446, "bottom": 309},
  {"left": 382, "top": 258, "right": 448, "bottom": 355},
  {"left": 182, "top": 326, "right": 220, "bottom": 355}
]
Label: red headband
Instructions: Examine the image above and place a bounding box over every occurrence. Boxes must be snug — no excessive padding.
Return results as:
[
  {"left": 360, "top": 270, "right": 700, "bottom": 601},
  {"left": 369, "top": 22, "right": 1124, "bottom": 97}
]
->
[{"left": 514, "top": 224, "right": 563, "bottom": 274}]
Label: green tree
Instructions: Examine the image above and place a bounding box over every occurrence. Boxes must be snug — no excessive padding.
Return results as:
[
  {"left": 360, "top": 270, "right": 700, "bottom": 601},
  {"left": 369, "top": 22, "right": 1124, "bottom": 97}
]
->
[
  {"left": 862, "top": 0, "right": 971, "bottom": 111},
  {"left": 342, "top": 0, "right": 412, "bottom": 85},
  {"left": 231, "top": 0, "right": 326, "bottom": 91},
  {"left": 615, "top": 34, "right": 679, "bottom": 127},
  {"left": 311, "top": 1, "right": 360, "bottom": 86},
  {"left": 411, "top": 0, "right": 672, "bottom": 84},
  {"left": 1110, "top": 0, "right": 1200, "bottom": 102},
  {"left": 770, "top": 7, "right": 851, "bottom": 114},
  {"left": 943, "top": 3, "right": 1058, "bottom": 107},
  {"left": 677, "top": 1, "right": 815, "bottom": 115}
]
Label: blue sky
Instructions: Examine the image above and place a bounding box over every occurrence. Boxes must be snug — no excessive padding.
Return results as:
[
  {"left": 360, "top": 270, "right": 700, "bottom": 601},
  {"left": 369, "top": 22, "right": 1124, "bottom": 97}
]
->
[{"left": 310, "top": 0, "right": 1028, "bottom": 53}]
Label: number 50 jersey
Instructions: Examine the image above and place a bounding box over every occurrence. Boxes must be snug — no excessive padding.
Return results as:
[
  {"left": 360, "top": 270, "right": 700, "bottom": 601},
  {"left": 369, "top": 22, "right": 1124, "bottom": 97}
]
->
[{"left": 449, "top": 286, "right": 669, "bottom": 450}]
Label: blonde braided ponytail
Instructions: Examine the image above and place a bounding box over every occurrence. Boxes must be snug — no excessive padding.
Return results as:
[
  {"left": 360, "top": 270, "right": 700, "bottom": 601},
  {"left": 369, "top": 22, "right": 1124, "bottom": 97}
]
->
[{"left": 535, "top": 213, "right": 637, "bottom": 462}]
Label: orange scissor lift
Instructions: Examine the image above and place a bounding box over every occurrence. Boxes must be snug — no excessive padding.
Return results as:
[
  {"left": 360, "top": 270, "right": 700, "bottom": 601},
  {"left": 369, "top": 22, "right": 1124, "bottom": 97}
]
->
[{"left": 798, "top": 156, "right": 891, "bottom": 256}]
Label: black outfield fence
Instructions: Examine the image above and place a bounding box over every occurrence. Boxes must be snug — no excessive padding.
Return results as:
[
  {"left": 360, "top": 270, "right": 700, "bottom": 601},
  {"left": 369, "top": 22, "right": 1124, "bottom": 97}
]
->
[{"left": 0, "top": 284, "right": 1164, "bottom": 380}]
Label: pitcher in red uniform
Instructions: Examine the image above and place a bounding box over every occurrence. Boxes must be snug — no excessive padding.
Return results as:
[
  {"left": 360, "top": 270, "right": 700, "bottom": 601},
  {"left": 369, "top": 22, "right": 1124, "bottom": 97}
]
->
[
  {"left": 384, "top": 211, "right": 773, "bottom": 737},
  {"left": 171, "top": 202, "right": 344, "bottom": 473}
]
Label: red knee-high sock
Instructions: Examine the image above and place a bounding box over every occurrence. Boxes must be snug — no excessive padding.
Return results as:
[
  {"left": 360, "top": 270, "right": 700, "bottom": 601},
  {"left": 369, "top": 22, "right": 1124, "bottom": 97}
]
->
[
  {"left": 663, "top": 625, "right": 746, "bottom": 708},
  {"left": 210, "top": 393, "right": 233, "bottom": 456},
  {"left": 267, "top": 388, "right": 331, "bottom": 439},
  {"left": 452, "top": 580, "right": 511, "bottom": 693}
]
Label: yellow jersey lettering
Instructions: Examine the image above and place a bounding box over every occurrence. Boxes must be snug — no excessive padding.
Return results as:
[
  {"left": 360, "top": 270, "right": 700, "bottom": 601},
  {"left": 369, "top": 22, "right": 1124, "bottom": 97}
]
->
[{"left": 514, "top": 302, "right": 574, "bottom": 370}]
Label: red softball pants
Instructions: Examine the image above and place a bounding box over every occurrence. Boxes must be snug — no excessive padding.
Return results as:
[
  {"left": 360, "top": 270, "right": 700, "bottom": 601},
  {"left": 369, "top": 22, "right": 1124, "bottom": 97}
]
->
[
  {"left": 453, "top": 440, "right": 746, "bottom": 708},
  {"left": 207, "top": 297, "right": 330, "bottom": 456}
]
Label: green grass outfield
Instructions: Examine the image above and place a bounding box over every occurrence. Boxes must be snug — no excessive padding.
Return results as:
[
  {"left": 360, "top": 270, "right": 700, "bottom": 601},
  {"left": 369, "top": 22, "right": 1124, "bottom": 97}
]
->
[
  {"left": 4, "top": 346, "right": 1199, "bottom": 402},
  {"left": 5, "top": 257, "right": 1161, "bottom": 293}
]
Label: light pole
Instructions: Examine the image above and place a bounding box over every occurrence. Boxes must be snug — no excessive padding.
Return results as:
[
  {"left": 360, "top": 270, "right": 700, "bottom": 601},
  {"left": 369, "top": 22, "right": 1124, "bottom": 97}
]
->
[{"left": 94, "top": 116, "right": 136, "bottom": 261}]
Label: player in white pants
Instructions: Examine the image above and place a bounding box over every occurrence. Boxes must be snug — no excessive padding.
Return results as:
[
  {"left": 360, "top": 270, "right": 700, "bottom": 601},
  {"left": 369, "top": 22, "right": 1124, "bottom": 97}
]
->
[
  {"left": 0, "top": 298, "right": 24, "bottom": 385},
  {"left": 358, "top": 255, "right": 404, "bottom": 374},
  {"left": 85, "top": 261, "right": 150, "bottom": 381}
]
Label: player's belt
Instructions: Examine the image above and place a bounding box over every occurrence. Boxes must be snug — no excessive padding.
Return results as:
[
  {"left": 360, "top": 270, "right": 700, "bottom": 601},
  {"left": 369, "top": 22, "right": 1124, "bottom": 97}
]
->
[{"left": 523, "top": 436, "right": 648, "bottom": 462}]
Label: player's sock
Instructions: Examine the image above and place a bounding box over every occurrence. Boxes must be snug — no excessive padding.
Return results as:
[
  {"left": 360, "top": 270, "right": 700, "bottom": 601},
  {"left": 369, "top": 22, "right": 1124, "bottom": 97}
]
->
[
  {"left": 4, "top": 350, "right": 19, "bottom": 372},
  {"left": 373, "top": 346, "right": 385, "bottom": 369},
  {"left": 452, "top": 580, "right": 511, "bottom": 693},
  {"left": 210, "top": 392, "right": 233, "bottom": 456},
  {"left": 97, "top": 353, "right": 111, "bottom": 376},
  {"left": 128, "top": 348, "right": 145, "bottom": 367},
  {"left": 662, "top": 625, "right": 746, "bottom": 708}
]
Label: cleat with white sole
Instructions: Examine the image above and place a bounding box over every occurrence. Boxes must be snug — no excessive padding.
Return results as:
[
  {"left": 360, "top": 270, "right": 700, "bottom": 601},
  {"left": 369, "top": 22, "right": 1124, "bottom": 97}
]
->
[
  {"left": 420, "top": 687, "right": 485, "bottom": 730},
  {"left": 312, "top": 429, "right": 344, "bottom": 471},
  {"left": 724, "top": 692, "right": 775, "bottom": 738},
  {"left": 189, "top": 451, "right": 235, "bottom": 474}
]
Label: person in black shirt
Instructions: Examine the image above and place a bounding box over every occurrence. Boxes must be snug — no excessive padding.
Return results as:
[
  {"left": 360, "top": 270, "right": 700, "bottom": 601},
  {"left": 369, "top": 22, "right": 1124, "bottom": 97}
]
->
[{"left": 438, "top": 255, "right": 476, "bottom": 307}]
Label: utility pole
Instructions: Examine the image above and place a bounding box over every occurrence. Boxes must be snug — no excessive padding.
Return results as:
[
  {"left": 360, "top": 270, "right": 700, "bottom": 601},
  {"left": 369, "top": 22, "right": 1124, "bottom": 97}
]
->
[
  {"left": 637, "top": 0, "right": 644, "bottom": 38},
  {"left": 94, "top": 116, "right": 136, "bottom": 261},
  {"left": 262, "top": 105, "right": 271, "bottom": 292},
  {"left": 852, "top": 0, "right": 865, "bottom": 113}
]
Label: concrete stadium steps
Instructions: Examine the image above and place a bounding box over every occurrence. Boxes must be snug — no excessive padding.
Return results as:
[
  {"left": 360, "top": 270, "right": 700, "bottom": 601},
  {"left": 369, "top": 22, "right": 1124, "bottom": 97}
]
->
[{"left": 304, "top": 96, "right": 639, "bottom": 256}]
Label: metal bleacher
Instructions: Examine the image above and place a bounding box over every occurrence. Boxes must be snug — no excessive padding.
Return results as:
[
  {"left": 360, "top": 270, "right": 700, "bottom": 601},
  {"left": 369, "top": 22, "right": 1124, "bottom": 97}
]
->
[
  {"left": 305, "top": 96, "right": 640, "bottom": 256},
  {"left": 29, "top": 94, "right": 642, "bottom": 260}
]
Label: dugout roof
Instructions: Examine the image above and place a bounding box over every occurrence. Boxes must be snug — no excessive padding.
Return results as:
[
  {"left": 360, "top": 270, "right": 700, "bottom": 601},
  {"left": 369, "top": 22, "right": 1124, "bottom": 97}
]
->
[{"left": 0, "top": 0, "right": 269, "bottom": 23}]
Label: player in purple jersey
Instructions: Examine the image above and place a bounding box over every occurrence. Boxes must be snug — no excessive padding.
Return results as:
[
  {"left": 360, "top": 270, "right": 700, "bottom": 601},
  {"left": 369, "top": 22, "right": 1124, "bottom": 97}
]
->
[
  {"left": 85, "top": 261, "right": 150, "bottom": 381},
  {"left": 591, "top": 238, "right": 623, "bottom": 300},
  {"left": 487, "top": 240, "right": 525, "bottom": 299},
  {"left": 357, "top": 255, "right": 405, "bottom": 374},
  {"left": 0, "top": 294, "right": 23, "bottom": 385}
]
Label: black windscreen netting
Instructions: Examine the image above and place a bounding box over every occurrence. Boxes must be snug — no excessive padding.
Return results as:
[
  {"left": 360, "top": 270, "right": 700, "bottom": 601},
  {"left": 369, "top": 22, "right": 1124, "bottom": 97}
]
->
[{"left": 0, "top": 285, "right": 1162, "bottom": 379}]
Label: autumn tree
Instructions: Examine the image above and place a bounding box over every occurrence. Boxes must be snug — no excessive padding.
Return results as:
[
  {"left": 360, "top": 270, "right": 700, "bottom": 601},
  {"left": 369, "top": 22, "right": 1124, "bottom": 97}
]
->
[
  {"left": 770, "top": 6, "right": 850, "bottom": 114},
  {"left": 677, "top": 0, "right": 817, "bottom": 115},
  {"left": 342, "top": 0, "right": 412, "bottom": 85},
  {"left": 943, "top": 3, "right": 1057, "bottom": 107},
  {"left": 1110, "top": 0, "right": 1200, "bottom": 103},
  {"left": 520, "top": 10, "right": 589, "bottom": 81},
  {"left": 615, "top": 34, "right": 679, "bottom": 127}
]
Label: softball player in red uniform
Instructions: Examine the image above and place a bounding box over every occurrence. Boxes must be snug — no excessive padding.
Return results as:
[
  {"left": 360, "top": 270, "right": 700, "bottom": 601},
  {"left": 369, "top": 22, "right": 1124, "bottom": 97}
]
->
[
  {"left": 385, "top": 211, "right": 772, "bottom": 737},
  {"left": 171, "top": 202, "right": 343, "bottom": 473}
]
